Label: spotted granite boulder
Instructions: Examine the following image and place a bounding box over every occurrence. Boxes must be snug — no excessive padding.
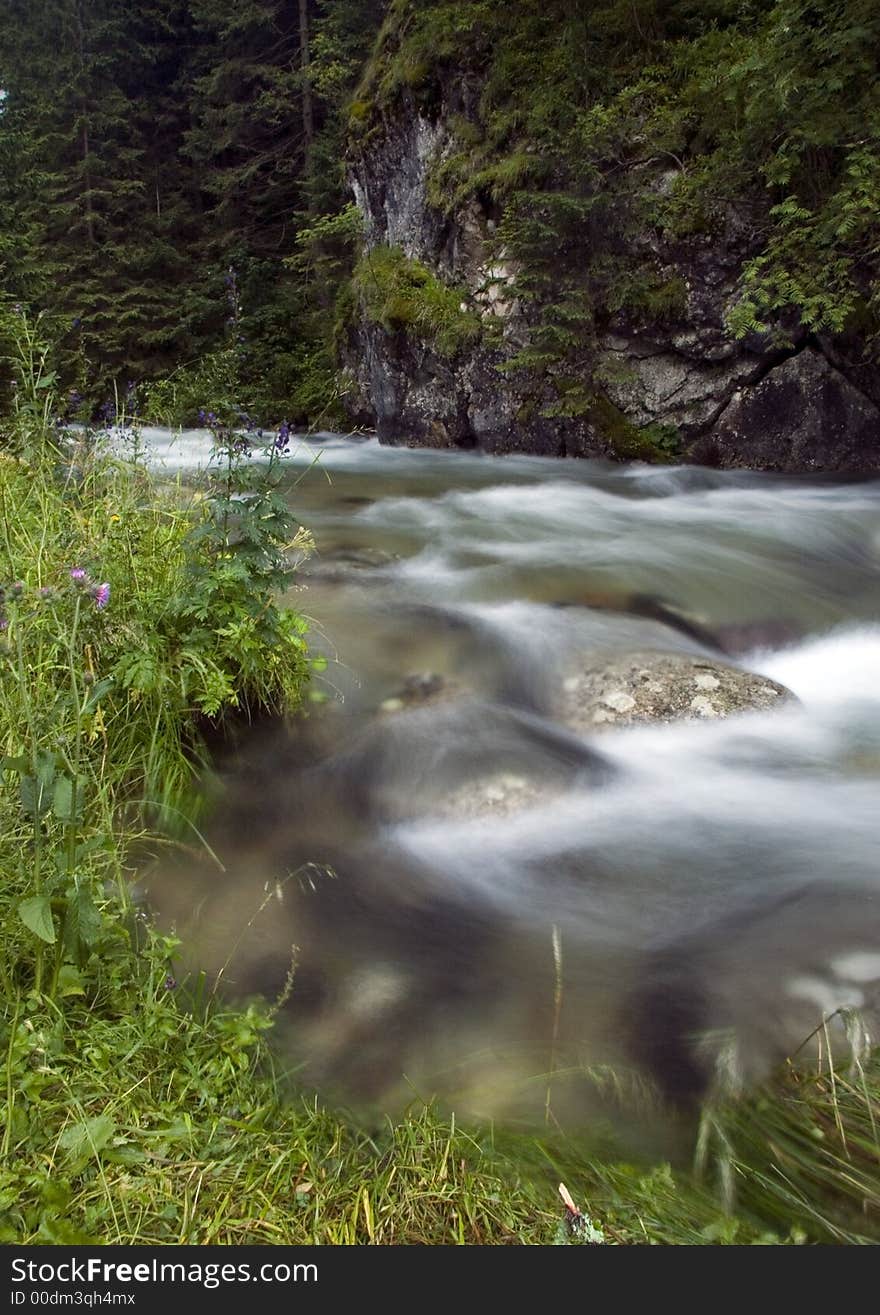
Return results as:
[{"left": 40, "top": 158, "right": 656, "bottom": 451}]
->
[{"left": 561, "top": 651, "right": 794, "bottom": 732}]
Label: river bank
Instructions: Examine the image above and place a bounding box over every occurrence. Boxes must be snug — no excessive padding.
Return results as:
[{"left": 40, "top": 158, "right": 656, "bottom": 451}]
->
[{"left": 2, "top": 415, "right": 879, "bottom": 1243}]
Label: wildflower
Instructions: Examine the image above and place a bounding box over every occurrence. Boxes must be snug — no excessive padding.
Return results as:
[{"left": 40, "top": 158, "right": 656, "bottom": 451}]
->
[
  {"left": 11, "top": 581, "right": 24, "bottom": 597},
  {"left": 274, "top": 420, "right": 291, "bottom": 454},
  {"left": 70, "top": 567, "right": 87, "bottom": 585},
  {"left": 164, "top": 975, "right": 177, "bottom": 991},
  {"left": 0, "top": 618, "right": 7, "bottom": 632},
  {"left": 91, "top": 582, "right": 111, "bottom": 610},
  {"left": 38, "top": 587, "right": 55, "bottom": 600},
  {"left": 72, "top": 317, "right": 82, "bottom": 330}
]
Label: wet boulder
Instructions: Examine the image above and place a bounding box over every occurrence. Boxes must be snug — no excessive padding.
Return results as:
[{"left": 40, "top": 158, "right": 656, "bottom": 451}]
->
[{"left": 560, "top": 651, "right": 795, "bottom": 732}]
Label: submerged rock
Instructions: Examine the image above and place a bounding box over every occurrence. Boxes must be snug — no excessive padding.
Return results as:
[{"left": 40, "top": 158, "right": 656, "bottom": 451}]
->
[{"left": 560, "top": 651, "right": 795, "bottom": 732}]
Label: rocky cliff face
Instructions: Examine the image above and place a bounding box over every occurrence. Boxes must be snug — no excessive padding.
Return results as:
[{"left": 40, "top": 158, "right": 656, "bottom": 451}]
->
[{"left": 344, "top": 103, "right": 880, "bottom": 473}]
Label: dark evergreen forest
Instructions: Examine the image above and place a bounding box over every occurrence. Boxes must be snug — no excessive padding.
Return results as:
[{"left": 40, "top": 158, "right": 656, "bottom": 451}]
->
[
  {"left": 0, "top": 0, "right": 385, "bottom": 422},
  {"left": 1, "top": 1, "right": 877, "bottom": 428}
]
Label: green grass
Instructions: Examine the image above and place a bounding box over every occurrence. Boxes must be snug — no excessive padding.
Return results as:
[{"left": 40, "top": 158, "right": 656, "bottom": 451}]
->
[
  {"left": 352, "top": 245, "right": 483, "bottom": 358},
  {"left": 0, "top": 976, "right": 571, "bottom": 1245}
]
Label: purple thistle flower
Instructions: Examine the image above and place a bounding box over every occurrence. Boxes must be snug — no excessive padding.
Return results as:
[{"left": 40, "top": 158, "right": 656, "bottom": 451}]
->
[
  {"left": 70, "top": 567, "right": 87, "bottom": 583},
  {"left": 0, "top": 618, "right": 7, "bottom": 632},
  {"left": 11, "top": 581, "right": 24, "bottom": 597},
  {"left": 91, "top": 582, "right": 111, "bottom": 610}
]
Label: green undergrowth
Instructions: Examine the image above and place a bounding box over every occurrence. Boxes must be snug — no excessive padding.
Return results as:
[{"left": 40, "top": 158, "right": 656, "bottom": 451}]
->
[
  {"left": 347, "top": 0, "right": 880, "bottom": 423},
  {"left": 352, "top": 244, "right": 483, "bottom": 358},
  {"left": 5, "top": 956, "right": 880, "bottom": 1244}
]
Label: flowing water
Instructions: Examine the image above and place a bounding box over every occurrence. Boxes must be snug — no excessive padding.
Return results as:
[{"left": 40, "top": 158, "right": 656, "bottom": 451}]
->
[{"left": 141, "top": 428, "right": 880, "bottom": 1145}]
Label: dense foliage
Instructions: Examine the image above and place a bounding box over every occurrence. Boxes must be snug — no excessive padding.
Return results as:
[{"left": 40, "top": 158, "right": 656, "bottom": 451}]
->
[
  {"left": 351, "top": 0, "right": 880, "bottom": 418},
  {"left": 1, "top": 1, "right": 877, "bottom": 426},
  {"left": 0, "top": 0, "right": 386, "bottom": 421}
]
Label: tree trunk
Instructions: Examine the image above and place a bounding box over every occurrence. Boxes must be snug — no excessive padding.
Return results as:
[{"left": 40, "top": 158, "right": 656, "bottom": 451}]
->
[{"left": 298, "top": 0, "right": 314, "bottom": 154}]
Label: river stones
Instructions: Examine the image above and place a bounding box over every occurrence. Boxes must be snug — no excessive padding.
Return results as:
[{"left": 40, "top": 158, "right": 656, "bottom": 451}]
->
[
  {"left": 560, "top": 651, "right": 795, "bottom": 732},
  {"left": 378, "top": 673, "right": 449, "bottom": 715},
  {"left": 436, "top": 771, "right": 557, "bottom": 819}
]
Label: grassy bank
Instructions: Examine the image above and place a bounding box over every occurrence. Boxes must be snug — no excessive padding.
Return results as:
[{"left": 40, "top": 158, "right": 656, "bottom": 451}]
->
[{"left": 1, "top": 335, "right": 878, "bottom": 1245}]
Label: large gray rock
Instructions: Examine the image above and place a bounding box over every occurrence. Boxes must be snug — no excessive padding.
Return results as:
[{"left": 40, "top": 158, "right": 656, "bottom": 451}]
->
[
  {"left": 560, "top": 651, "right": 795, "bottom": 733},
  {"left": 690, "top": 350, "right": 880, "bottom": 473},
  {"left": 373, "top": 653, "right": 794, "bottom": 818}
]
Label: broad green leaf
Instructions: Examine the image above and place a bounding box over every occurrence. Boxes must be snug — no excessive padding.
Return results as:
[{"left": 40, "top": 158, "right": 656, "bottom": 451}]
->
[
  {"left": 0, "top": 754, "right": 28, "bottom": 786},
  {"left": 52, "top": 776, "right": 74, "bottom": 821},
  {"left": 19, "top": 895, "right": 56, "bottom": 943},
  {"left": 19, "top": 775, "right": 47, "bottom": 817},
  {"left": 59, "top": 1114, "right": 116, "bottom": 1159},
  {"left": 63, "top": 887, "right": 103, "bottom": 963},
  {"left": 56, "top": 965, "right": 86, "bottom": 997}
]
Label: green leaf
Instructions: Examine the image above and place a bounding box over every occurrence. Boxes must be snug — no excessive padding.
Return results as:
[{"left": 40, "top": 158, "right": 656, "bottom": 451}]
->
[
  {"left": 82, "top": 677, "right": 114, "bottom": 713},
  {"left": 19, "top": 895, "right": 56, "bottom": 944},
  {"left": 52, "top": 776, "right": 74, "bottom": 821},
  {"left": 56, "top": 965, "right": 86, "bottom": 997},
  {"left": 0, "top": 754, "right": 28, "bottom": 785},
  {"left": 19, "top": 775, "right": 47, "bottom": 817},
  {"left": 63, "top": 886, "right": 103, "bottom": 963},
  {"left": 58, "top": 1114, "right": 116, "bottom": 1159}
]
